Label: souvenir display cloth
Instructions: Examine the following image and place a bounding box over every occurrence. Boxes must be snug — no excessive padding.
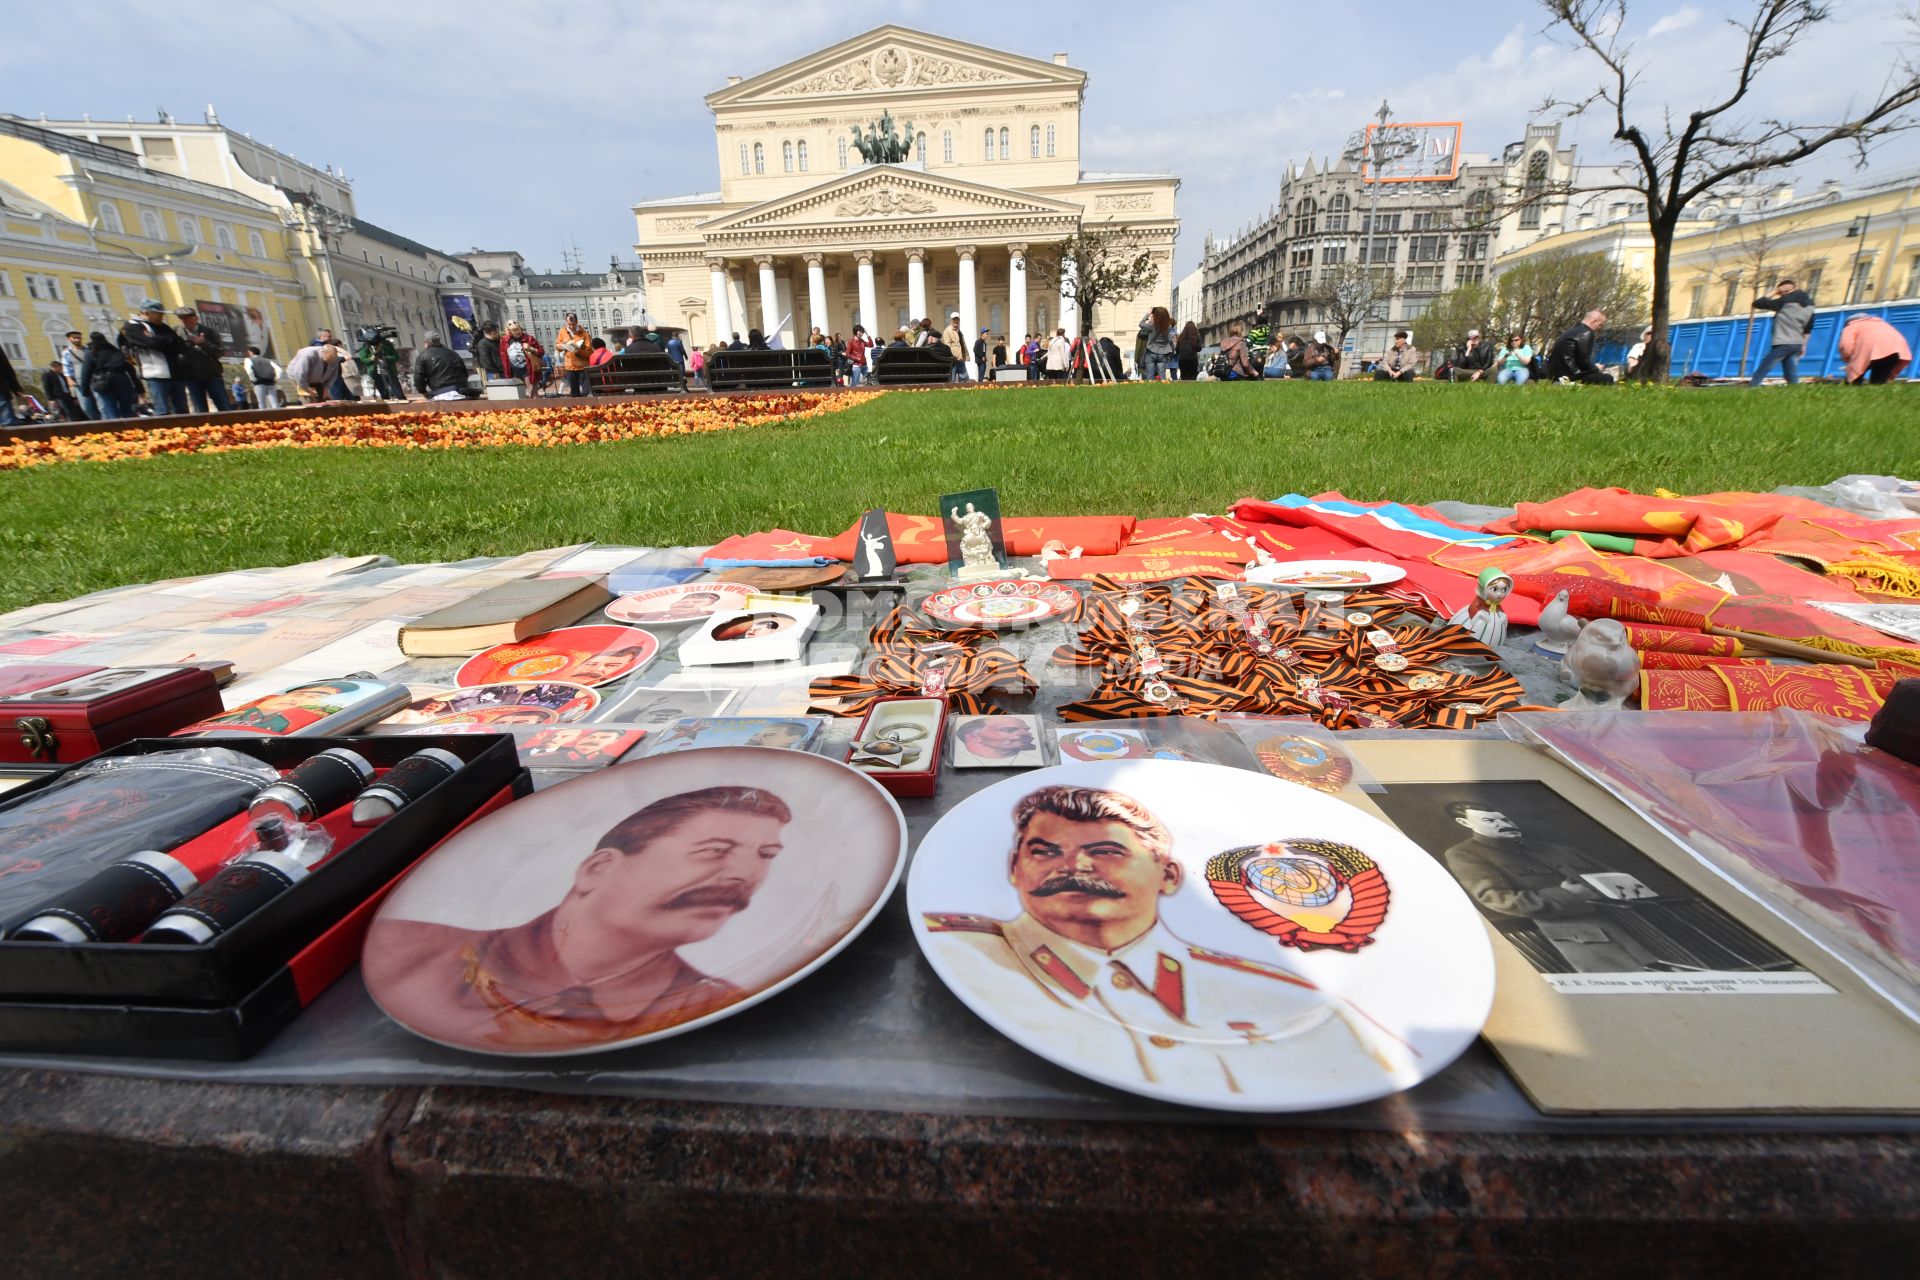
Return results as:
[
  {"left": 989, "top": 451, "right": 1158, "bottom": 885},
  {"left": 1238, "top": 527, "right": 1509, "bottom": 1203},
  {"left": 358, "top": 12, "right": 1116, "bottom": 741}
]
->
[
  {"left": 1044, "top": 552, "right": 1249, "bottom": 583},
  {"left": 1511, "top": 709, "right": 1920, "bottom": 1025},
  {"left": 1640, "top": 665, "right": 1902, "bottom": 722},
  {"left": 699, "top": 528, "right": 839, "bottom": 565},
  {"left": 1231, "top": 494, "right": 1518, "bottom": 559},
  {"left": 808, "top": 607, "right": 1036, "bottom": 718},
  {"left": 1621, "top": 622, "right": 1741, "bottom": 657},
  {"left": 813, "top": 514, "right": 1135, "bottom": 565},
  {"left": 1485, "top": 488, "right": 1842, "bottom": 557},
  {"left": 1638, "top": 652, "right": 1773, "bottom": 670},
  {"left": 1049, "top": 576, "right": 1525, "bottom": 731}
]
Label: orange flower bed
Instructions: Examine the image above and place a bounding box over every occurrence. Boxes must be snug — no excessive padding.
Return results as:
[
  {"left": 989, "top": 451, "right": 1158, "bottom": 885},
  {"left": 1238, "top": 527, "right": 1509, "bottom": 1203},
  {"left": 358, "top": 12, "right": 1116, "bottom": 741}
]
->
[{"left": 0, "top": 392, "right": 884, "bottom": 471}]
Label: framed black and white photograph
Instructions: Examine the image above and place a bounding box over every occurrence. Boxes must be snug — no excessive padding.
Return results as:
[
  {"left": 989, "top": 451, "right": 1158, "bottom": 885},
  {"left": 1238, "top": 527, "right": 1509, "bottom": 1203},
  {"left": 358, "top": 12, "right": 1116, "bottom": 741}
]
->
[{"left": 1373, "top": 780, "right": 1805, "bottom": 993}]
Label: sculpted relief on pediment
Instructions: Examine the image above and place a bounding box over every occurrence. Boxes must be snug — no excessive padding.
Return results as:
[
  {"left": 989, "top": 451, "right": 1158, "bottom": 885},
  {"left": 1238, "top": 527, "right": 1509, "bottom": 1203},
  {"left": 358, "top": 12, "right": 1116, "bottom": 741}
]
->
[
  {"left": 769, "top": 46, "right": 1018, "bottom": 97},
  {"left": 833, "top": 187, "right": 940, "bottom": 217}
]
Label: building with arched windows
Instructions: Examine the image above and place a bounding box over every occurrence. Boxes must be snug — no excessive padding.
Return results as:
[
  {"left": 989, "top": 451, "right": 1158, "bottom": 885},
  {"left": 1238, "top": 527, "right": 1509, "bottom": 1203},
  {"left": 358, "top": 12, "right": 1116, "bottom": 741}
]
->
[
  {"left": 631, "top": 27, "right": 1178, "bottom": 365},
  {"left": 15, "top": 108, "right": 505, "bottom": 366},
  {"left": 459, "top": 253, "right": 651, "bottom": 347},
  {"left": 1198, "top": 119, "right": 1617, "bottom": 358}
]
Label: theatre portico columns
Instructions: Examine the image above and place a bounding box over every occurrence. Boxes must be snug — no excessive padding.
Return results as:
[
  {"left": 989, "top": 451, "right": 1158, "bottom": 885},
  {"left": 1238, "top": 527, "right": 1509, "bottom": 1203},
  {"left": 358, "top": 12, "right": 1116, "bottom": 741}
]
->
[{"left": 639, "top": 168, "right": 1174, "bottom": 368}]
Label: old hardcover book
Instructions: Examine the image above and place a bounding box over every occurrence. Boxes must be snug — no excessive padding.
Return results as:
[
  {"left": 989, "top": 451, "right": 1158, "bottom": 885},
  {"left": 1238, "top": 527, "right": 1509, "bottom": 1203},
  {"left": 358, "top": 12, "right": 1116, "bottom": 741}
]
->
[{"left": 397, "top": 578, "right": 611, "bottom": 657}]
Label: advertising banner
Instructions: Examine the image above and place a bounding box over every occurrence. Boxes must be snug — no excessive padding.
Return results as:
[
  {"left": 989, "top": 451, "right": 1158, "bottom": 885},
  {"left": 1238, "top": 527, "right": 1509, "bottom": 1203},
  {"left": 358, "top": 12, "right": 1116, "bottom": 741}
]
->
[
  {"left": 193, "top": 300, "right": 252, "bottom": 355},
  {"left": 439, "top": 294, "right": 476, "bottom": 353},
  {"left": 1362, "top": 122, "right": 1464, "bottom": 183}
]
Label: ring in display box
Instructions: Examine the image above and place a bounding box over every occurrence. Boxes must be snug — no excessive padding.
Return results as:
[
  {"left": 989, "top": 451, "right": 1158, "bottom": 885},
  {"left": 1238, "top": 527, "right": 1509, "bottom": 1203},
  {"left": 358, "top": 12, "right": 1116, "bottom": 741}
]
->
[
  {"left": 847, "top": 697, "right": 947, "bottom": 797},
  {"left": 0, "top": 733, "right": 527, "bottom": 1060}
]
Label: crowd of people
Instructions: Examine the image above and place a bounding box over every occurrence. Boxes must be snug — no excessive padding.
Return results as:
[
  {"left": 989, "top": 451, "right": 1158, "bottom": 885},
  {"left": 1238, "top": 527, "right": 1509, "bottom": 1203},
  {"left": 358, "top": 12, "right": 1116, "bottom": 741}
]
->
[{"left": 4, "top": 285, "right": 1910, "bottom": 426}]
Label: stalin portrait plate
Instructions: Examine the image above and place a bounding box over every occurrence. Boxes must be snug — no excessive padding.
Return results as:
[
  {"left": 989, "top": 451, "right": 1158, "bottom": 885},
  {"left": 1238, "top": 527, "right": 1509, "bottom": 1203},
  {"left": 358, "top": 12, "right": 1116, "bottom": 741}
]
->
[
  {"left": 907, "top": 760, "right": 1493, "bottom": 1112},
  {"left": 366, "top": 747, "right": 907, "bottom": 1057}
]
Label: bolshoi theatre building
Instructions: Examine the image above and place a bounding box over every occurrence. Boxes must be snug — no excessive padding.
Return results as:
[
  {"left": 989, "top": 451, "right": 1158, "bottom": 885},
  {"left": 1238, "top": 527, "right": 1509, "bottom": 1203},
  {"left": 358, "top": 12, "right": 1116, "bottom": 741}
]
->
[{"left": 631, "top": 27, "right": 1179, "bottom": 369}]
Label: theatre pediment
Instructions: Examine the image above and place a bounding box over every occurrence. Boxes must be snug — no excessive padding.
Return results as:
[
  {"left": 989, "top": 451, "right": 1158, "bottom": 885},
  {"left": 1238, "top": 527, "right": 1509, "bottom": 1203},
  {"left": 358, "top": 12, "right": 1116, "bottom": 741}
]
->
[
  {"left": 707, "top": 26, "right": 1083, "bottom": 107},
  {"left": 701, "top": 167, "right": 1082, "bottom": 237}
]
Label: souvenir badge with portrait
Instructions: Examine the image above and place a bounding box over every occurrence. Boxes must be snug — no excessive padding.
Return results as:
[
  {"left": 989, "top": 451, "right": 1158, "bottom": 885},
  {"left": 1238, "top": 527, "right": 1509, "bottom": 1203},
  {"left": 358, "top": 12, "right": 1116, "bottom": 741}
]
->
[
  {"left": 677, "top": 601, "right": 822, "bottom": 667},
  {"left": 380, "top": 682, "right": 600, "bottom": 731},
  {"left": 456, "top": 625, "right": 659, "bottom": 690},
  {"left": 908, "top": 760, "right": 1494, "bottom": 1112},
  {"left": 606, "top": 583, "right": 756, "bottom": 627},
  {"left": 365, "top": 747, "right": 907, "bottom": 1056}
]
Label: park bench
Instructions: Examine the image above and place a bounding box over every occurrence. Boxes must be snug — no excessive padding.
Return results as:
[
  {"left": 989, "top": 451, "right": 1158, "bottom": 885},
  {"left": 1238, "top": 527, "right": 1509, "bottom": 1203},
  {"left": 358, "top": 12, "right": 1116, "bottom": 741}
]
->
[
  {"left": 870, "top": 345, "right": 955, "bottom": 386},
  {"left": 706, "top": 348, "right": 836, "bottom": 391},
  {"left": 586, "top": 352, "right": 685, "bottom": 396}
]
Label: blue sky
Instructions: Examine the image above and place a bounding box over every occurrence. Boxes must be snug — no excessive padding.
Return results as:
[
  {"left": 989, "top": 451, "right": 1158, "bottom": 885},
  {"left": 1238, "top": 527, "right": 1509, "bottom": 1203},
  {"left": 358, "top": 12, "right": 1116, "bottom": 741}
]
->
[{"left": 6, "top": 1, "right": 1915, "bottom": 279}]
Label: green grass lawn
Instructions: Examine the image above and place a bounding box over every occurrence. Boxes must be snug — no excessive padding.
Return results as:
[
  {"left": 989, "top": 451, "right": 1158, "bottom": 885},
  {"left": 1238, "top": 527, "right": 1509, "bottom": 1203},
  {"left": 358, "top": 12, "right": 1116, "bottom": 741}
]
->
[{"left": 2, "top": 382, "right": 1914, "bottom": 612}]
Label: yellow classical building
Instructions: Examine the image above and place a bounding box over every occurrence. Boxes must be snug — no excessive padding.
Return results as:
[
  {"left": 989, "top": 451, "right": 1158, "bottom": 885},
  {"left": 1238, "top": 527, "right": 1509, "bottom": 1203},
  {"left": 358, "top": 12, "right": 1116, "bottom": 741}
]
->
[
  {"left": 632, "top": 27, "right": 1180, "bottom": 370},
  {"left": 1493, "top": 168, "right": 1920, "bottom": 317},
  {"left": 0, "top": 118, "right": 317, "bottom": 371}
]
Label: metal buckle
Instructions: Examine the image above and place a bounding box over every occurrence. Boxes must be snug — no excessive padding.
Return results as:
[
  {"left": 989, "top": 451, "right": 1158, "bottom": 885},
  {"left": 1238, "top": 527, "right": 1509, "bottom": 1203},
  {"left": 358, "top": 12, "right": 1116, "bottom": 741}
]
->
[{"left": 15, "top": 716, "right": 54, "bottom": 761}]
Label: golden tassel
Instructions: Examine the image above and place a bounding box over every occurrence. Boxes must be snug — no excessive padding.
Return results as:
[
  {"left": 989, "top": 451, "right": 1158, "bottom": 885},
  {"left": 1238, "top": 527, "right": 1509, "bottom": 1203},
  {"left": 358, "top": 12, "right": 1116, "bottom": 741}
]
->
[{"left": 1827, "top": 552, "right": 1920, "bottom": 600}]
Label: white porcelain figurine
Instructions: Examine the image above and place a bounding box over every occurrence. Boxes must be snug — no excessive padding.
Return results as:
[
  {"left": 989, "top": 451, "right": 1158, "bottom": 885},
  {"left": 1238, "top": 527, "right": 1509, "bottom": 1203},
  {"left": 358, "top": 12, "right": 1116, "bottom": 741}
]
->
[{"left": 1448, "top": 568, "right": 1514, "bottom": 649}]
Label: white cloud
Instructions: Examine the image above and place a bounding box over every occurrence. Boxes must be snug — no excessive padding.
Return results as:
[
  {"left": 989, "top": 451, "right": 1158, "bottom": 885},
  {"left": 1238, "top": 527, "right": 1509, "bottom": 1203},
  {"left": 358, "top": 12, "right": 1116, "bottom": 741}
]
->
[
  {"left": 1648, "top": 6, "right": 1704, "bottom": 38},
  {"left": 2, "top": 1, "right": 1916, "bottom": 281}
]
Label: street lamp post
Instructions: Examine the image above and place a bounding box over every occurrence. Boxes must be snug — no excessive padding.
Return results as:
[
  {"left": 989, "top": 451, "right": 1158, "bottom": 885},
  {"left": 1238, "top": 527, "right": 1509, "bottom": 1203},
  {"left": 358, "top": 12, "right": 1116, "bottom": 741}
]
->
[{"left": 1340, "top": 101, "right": 1417, "bottom": 375}]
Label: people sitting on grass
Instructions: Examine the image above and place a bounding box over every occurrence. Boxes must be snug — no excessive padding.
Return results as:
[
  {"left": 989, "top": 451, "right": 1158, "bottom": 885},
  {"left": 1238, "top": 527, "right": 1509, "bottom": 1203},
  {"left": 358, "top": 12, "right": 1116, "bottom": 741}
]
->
[
  {"left": 1625, "top": 326, "right": 1652, "bottom": 379},
  {"left": 1839, "top": 312, "right": 1912, "bottom": 385},
  {"left": 1546, "top": 310, "right": 1614, "bottom": 384},
  {"left": 1216, "top": 322, "right": 1260, "bottom": 380},
  {"left": 1262, "top": 339, "right": 1291, "bottom": 380},
  {"left": 1496, "top": 333, "right": 1534, "bottom": 385},
  {"left": 1452, "top": 330, "right": 1494, "bottom": 382},
  {"left": 1301, "top": 330, "right": 1337, "bottom": 381},
  {"left": 1373, "top": 331, "right": 1419, "bottom": 382}
]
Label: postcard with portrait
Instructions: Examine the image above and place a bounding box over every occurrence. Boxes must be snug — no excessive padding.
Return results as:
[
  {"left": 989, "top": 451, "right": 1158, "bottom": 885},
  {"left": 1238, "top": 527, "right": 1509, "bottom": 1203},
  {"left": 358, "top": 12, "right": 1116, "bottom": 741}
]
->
[
  {"left": 948, "top": 714, "right": 1047, "bottom": 769},
  {"left": 364, "top": 747, "right": 906, "bottom": 1056},
  {"left": 638, "top": 716, "right": 823, "bottom": 756},
  {"left": 516, "top": 727, "right": 648, "bottom": 770}
]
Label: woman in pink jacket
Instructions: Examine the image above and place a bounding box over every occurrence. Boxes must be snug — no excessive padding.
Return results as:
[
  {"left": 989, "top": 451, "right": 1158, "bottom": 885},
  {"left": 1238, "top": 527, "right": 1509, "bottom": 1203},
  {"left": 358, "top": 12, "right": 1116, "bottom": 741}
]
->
[{"left": 1838, "top": 313, "right": 1912, "bottom": 384}]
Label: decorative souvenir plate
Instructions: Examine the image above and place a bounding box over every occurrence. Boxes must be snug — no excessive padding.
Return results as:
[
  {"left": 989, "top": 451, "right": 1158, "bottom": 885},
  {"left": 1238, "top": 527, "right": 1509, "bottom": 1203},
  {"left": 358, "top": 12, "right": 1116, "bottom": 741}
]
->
[
  {"left": 1246, "top": 560, "right": 1407, "bottom": 589},
  {"left": 918, "top": 580, "right": 1081, "bottom": 629},
  {"left": 713, "top": 565, "right": 848, "bottom": 591},
  {"left": 365, "top": 747, "right": 907, "bottom": 1057},
  {"left": 606, "top": 583, "right": 756, "bottom": 626},
  {"left": 382, "top": 681, "right": 600, "bottom": 730},
  {"left": 908, "top": 760, "right": 1493, "bottom": 1112},
  {"left": 456, "top": 625, "right": 659, "bottom": 689}
]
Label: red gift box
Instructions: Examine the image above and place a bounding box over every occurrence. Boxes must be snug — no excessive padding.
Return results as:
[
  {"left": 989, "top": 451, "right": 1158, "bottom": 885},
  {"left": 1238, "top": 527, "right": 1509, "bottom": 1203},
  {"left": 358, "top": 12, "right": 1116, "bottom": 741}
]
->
[
  {"left": 847, "top": 696, "right": 947, "bottom": 798},
  {"left": 0, "top": 666, "right": 225, "bottom": 767}
]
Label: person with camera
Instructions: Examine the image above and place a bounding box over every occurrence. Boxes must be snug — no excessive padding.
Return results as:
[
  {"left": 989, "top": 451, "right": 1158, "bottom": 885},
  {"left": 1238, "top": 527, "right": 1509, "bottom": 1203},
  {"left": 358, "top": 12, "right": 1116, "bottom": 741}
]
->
[
  {"left": 120, "top": 300, "right": 189, "bottom": 416},
  {"left": 556, "top": 312, "right": 593, "bottom": 396},
  {"left": 355, "top": 326, "right": 403, "bottom": 400},
  {"left": 173, "top": 307, "right": 231, "bottom": 412}
]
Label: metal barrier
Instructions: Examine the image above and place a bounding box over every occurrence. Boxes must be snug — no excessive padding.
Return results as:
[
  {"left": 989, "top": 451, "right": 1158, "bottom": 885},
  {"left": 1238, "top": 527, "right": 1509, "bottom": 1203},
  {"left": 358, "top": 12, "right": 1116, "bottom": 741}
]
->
[{"left": 1666, "top": 302, "right": 1920, "bottom": 380}]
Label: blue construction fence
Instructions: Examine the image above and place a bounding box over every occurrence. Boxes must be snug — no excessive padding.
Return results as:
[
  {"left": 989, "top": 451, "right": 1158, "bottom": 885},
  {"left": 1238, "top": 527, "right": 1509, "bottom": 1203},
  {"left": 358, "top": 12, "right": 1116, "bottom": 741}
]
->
[{"left": 1662, "top": 302, "right": 1920, "bottom": 380}]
